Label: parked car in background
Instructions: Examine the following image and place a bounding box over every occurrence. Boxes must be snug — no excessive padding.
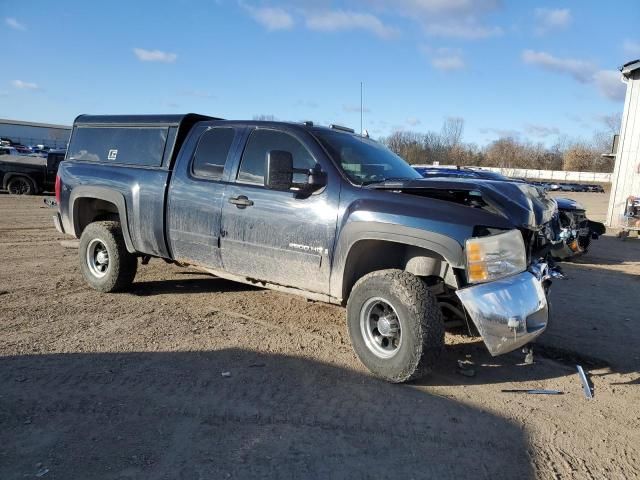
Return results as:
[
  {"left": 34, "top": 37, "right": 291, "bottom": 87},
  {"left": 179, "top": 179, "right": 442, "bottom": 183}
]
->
[
  {"left": 0, "top": 146, "right": 20, "bottom": 156},
  {"left": 0, "top": 149, "right": 66, "bottom": 194},
  {"left": 585, "top": 184, "right": 606, "bottom": 193}
]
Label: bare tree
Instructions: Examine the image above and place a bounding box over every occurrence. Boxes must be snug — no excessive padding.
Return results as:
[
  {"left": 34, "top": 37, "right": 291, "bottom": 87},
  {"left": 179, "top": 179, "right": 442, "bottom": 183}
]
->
[
  {"left": 441, "top": 117, "right": 464, "bottom": 149},
  {"left": 601, "top": 112, "right": 622, "bottom": 134},
  {"left": 381, "top": 120, "right": 614, "bottom": 173},
  {"left": 253, "top": 114, "right": 277, "bottom": 121}
]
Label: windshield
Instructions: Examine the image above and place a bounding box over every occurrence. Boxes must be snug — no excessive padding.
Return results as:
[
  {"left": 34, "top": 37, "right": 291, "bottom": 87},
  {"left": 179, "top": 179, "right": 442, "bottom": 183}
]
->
[{"left": 313, "top": 130, "right": 422, "bottom": 185}]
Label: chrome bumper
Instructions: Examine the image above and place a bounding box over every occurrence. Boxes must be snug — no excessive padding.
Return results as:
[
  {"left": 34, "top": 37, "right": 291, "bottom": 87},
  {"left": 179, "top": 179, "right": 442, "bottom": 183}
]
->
[
  {"left": 52, "top": 213, "right": 65, "bottom": 234},
  {"left": 456, "top": 268, "right": 550, "bottom": 356}
]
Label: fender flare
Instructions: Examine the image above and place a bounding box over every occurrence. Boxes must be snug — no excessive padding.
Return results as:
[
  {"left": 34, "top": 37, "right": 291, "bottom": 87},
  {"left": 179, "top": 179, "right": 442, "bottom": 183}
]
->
[
  {"left": 329, "top": 221, "right": 465, "bottom": 300},
  {"left": 69, "top": 186, "right": 136, "bottom": 253}
]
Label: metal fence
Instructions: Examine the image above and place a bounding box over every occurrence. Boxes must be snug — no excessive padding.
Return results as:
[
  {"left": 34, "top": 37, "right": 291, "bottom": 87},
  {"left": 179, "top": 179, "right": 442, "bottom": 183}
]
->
[{"left": 413, "top": 165, "right": 612, "bottom": 183}]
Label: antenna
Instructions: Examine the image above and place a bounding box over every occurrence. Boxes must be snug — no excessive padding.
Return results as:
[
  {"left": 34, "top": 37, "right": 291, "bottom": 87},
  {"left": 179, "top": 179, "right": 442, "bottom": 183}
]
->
[{"left": 360, "top": 81, "right": 363, "bottom": 135}]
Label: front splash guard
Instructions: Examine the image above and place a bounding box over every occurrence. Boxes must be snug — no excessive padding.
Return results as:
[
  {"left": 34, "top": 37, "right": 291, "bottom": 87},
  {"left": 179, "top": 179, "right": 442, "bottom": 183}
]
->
[{"left": 455, "top": 270, "right": 549, "bottom": 356}]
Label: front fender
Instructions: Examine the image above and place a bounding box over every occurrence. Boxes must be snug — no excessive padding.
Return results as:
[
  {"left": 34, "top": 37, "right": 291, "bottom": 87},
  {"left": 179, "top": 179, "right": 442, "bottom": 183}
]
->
[{"left": 329, "top": 220, "right": 465, "bottom": 300}]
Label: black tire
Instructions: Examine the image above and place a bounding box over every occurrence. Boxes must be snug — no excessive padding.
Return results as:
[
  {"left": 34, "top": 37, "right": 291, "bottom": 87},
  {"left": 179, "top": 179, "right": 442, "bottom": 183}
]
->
[
  {"left": 7, "top": 176, "right": 35, "bottom": 195},
  {"left": 78, "top": 221, "right": 137, "bottom": 292},
  {"left": 346, "top": 269, "right": 444, "bottom": 383}
]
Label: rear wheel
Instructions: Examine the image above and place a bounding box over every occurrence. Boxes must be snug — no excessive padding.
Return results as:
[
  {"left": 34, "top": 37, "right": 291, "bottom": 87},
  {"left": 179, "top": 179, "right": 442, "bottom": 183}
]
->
[
  {"left": 7, "top": 176, "right": 34, "bottom": 195},
  {"left": 346, "top": 269, "right": 444, "bottom": 383},
  {"left": 79, "top": 221, "right": 137, "bottom": 292}
]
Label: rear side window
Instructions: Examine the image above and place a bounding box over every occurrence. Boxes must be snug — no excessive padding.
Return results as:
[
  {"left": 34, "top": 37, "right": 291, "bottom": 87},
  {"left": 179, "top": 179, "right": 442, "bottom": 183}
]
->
[
  {"left": 238, "top": 129, "right": 316, "bottom": 185},
  {"left": 191, "top": 128, "right": 235, "bottom": 179},
  {"left": 67, "top": 127, "right": 168, "bottom": 166}
]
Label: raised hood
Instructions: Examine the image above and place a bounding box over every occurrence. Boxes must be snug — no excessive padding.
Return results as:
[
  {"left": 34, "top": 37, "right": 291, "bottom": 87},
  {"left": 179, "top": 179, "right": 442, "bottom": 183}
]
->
[{"left": 367, "top": 178, "right": 558, "bottom": 231}]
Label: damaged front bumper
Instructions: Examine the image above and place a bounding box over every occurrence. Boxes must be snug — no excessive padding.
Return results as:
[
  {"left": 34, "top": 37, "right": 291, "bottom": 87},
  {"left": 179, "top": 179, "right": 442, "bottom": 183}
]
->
[{"left": 455, "top": 264, "right": 559, "bottom": 356}]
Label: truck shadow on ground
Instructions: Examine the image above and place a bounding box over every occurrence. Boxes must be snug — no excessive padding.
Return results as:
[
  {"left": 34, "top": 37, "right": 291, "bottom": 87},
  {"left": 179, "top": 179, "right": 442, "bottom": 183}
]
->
[
  {"left": 0, "top": 349, "right": 533, "bottom": 479},
  {"left": 130, "top": 275, "right": 261, "bottom": 296},
  {"left": 414, "top": 341, "right": 592, "bottom": 388}
]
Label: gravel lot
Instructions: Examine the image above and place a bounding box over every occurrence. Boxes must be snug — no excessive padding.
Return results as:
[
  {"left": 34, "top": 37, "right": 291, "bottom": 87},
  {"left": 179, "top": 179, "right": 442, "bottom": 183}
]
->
[{"left": 1, "top": 192, "right": 639, "bottom": 479}]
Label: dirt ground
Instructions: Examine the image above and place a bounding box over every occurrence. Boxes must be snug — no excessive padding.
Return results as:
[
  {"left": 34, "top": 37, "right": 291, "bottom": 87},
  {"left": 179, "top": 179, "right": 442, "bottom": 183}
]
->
[{"left": 1, "top": 191, "right": 639, "bottom": 479}]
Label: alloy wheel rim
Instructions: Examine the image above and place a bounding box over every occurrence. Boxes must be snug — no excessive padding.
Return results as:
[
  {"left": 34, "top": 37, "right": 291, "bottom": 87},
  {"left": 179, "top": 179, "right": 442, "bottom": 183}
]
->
[
  {"left": 360, "top": 297, "right": 402, "bottom": 358},
  {"left": 86, "top": 238, "right": 110, "bottom": 278}
]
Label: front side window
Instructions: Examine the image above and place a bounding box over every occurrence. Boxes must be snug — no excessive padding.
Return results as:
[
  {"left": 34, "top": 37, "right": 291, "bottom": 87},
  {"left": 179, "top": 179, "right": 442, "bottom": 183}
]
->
[
  {"left": 191, "top": 128, "right": 235, "bottom": 179},
  {"left": 238, "top": 129, "right": 316, "bottom": 185}
]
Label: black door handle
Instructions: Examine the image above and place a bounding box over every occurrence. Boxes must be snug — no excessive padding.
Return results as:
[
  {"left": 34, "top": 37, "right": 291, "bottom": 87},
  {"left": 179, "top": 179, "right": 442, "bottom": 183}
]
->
[{"left": 228, "top": 195, "right": 254, "bottom": 209}]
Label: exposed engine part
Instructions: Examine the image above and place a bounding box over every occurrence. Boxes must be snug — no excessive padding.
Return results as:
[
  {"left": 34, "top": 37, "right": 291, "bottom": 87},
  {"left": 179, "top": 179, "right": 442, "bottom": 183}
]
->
[{"left": 549, "top": 202, "right": 605, "bottom": 260}]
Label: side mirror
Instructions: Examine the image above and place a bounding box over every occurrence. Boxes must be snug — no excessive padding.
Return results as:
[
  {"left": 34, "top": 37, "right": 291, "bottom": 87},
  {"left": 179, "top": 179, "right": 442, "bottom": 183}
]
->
[{"left": 265, "top": 150, "right": 294, "bottom": 191}]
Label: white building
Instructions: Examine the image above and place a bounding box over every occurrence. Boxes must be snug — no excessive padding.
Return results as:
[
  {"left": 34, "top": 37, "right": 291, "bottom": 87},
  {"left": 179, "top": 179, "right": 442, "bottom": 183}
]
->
[{"left": 606, "top": 60, "right": 640, "bottom": 227}]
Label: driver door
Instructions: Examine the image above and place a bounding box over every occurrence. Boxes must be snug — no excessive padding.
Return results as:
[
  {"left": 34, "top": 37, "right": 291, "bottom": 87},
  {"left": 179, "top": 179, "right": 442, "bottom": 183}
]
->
[{"left": 220, "top": 128, "right": 339, "bottom": 295}]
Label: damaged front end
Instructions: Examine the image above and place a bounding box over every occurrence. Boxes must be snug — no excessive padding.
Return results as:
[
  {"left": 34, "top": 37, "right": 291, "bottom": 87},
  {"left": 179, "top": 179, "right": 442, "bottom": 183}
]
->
[
  {"left": 551, "top": 198, "right": 606, "bottom": 260},
  {"left": 456, "top": 261, "right": 562, "bottom": 356},
  {"left": 368, "top": 177, "right": 565, "bottom": 356}
]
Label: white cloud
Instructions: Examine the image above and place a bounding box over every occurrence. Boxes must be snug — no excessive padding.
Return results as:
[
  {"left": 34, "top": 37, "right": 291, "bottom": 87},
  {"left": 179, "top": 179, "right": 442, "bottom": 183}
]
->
[
  {"left": 431, "top": 56, "right": 465, "bottom": 70},
  {"left": 343, "top": 104, "right": 371, "bottom": 113},
  {"left": 133, "top": 48, "right": 177, "bottom": 63},
  {"left": 239, "top": 1, "right": 502, "bottom": 41},
  {"left": 243, "top": 4, "right": 294, "bottom": 31},
  {"left": 522, "top": 49, "right": 596, "bottom": 83},
  {"left": 391, "top": 0, "right": 502, "bottom": 39},
  {"left": 12, "top": 80, "right": 39, "bottom": 90},
  {"left": 479, "top": 127, "right": 521, "bottom": 138},
  {"left": 623, "top": 40, "right": 640, "bottom": 58},
  {"left": 5, "top": 17, "right": 26, "bottom": 31},
  {"left": 593, "top": 70, "right": 626, "bottom": 101},
  {"left": 534, "top": 8, "right": 571, "bottom": 35},
  {"left": 525, "top": 124, "right": 560, "bottom": 138},
  {"left": 406, "top": 117, "right": 421, "bottom": 126},
  {"left": 422, "top": 46, "right": 465, "bottom": 71},
  {"left": 425, "top": 22, "right": 502, "bottom": 39},
  {"left": 522, "top": 49, "right": 626, "bottom": 102},
  {"left": 180, "top": 89, "right": 215, "bottom": 98},
  {"left": 305, "top": 10, "right": 397, "bottom": 38},
  {"left": 294, "top": 99, "right": 319, "bottom": 109}
]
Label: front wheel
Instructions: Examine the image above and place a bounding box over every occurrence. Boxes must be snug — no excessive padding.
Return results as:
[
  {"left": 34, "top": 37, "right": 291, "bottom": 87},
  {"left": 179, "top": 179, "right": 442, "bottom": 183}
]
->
[
  {"left": 79, "top": 221, "right": 137, "bottom": 292},
  {"left": 346, "top": 269, "right": 444, "bottom": 383}
]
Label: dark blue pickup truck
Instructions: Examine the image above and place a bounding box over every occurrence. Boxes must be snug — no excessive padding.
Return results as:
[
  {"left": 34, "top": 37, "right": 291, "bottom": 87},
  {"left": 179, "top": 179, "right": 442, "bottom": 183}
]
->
[{"left": 54, "top": 114, "right": 562, "bottom": 382}]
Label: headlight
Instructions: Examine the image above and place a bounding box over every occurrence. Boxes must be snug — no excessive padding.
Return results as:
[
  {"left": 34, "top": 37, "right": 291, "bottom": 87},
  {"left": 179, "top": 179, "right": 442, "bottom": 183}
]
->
[{"left": 465, "top": 229, "right": 527, "bottom": 283}]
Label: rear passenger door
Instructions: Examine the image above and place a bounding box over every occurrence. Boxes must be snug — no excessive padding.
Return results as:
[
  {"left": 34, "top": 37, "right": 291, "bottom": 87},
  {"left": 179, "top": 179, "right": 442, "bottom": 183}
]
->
[{"left": 167, "top": 126, "right": 241, "bottom": 269}]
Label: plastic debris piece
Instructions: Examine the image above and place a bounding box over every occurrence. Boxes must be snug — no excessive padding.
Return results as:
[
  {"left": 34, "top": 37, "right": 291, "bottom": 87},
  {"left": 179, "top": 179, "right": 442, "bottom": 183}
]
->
[
  {"left": 577, "top": 365, "right": 593, "bottom": 399},
  {"left": 501, "top": 389, "right": 563, "bottom": 395}
]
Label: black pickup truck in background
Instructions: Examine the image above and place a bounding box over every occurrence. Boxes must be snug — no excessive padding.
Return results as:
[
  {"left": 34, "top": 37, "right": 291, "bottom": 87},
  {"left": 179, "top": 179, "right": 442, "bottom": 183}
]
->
[{"left": 0, "top": 150, "right": 66, "bottom": 195}]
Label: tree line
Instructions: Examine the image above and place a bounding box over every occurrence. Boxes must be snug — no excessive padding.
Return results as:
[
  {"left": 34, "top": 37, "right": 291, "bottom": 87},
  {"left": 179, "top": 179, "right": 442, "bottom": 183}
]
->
[{"left": 381, "top": 117, "right": 618, "bottom": 173}]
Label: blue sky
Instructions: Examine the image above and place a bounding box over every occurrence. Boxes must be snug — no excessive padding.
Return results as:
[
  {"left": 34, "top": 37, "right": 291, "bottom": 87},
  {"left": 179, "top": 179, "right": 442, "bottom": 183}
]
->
[{"left": 1, "top": 0, "right": 639, "bottom": 145}]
